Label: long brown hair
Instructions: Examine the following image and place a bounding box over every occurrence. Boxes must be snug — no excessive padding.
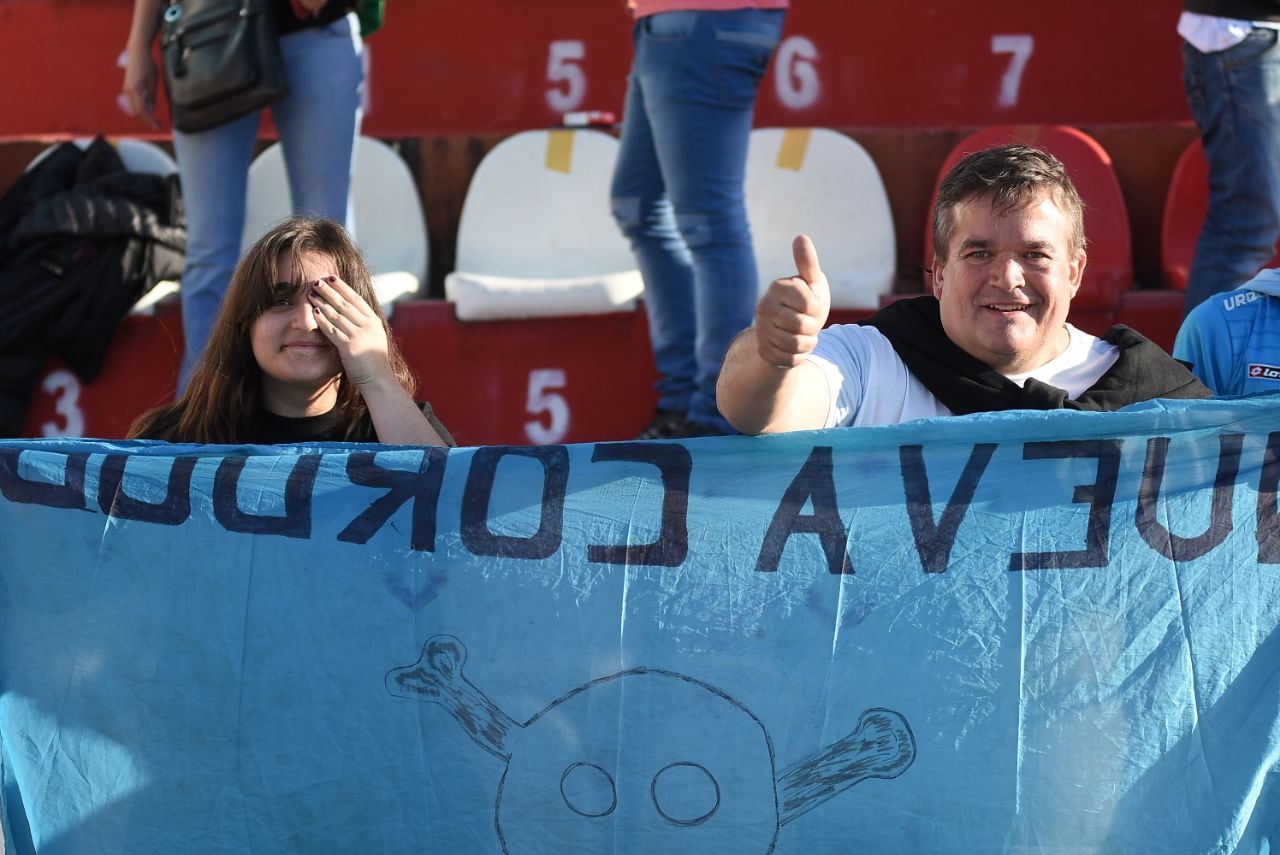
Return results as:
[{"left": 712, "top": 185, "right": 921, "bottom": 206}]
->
[{"left": 129, "top": 216, "right": 416, "bottom": 443}]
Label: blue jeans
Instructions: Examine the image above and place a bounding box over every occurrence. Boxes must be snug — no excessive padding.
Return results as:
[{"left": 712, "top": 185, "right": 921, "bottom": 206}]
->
[
  {"left": 1182, "top": 26, "right": 1280, "bottom": 315},
  {"left": 611, "top": 9, "right": 785, "bottom": 433},
  {"left": 173, "top": 14, "right": 364, "bottom": 388}
]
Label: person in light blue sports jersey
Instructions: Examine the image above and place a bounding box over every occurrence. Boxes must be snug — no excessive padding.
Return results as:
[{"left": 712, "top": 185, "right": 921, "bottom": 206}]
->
[{"left": 1174, "top": 267, "right": 1280, "bottom": 396}]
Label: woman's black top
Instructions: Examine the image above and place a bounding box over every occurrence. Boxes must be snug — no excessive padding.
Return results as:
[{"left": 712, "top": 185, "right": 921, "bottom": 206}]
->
[{"left": 245, "top": 401, "right": 456, "bottom": 445}]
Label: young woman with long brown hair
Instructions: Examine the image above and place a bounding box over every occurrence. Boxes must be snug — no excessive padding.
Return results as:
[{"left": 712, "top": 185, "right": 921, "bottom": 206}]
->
[{"left": 129, "top": 216, "right": 452, "bottom": 445}]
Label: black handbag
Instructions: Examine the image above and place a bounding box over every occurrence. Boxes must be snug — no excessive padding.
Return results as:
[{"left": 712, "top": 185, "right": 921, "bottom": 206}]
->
[{"left": 160, "top": 0, "right": 288, "bottom": 133}]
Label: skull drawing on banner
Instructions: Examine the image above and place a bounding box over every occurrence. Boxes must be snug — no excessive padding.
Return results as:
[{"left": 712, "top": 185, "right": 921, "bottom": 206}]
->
[{"left": 387, "top": 635, "right": 915, "bottom": 854}]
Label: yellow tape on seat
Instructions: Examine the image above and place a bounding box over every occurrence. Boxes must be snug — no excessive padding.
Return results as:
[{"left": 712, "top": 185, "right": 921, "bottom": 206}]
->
[
  {"left": 546, "top": 130, "right": 575, "bottom": 174},
  {"left": 776, "top": 128, "right": 812, "bottom": 171}
]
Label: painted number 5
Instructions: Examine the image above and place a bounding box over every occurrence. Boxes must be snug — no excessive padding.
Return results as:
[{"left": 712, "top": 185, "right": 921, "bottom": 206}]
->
[
  {"left": 991, "top": 34, "right": 1034, "bottom": 108},
  {"left": 41, "top": 369, "right": 86, "bottom": 437},
  {"left": 525, "top": 369, "right": 569, "bottom": 445},
  {"left": 546, "top": 40, "right": 587, "bottom": 114}
]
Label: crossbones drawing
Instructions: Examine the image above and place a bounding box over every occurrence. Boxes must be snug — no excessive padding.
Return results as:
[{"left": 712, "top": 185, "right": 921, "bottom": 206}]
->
[{"left": 388, "top": 635, "right": 915, "bottom": 854}]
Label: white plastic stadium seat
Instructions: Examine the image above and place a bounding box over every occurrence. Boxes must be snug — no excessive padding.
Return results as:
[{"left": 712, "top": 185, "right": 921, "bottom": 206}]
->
[
  {"left": 25, "top": 137, "right": 179, "bottom": 177},
  {"left": 242, "top": 136, "right": 427, "bottom": 315},
  {"left": 745, "top": 128, "right": 896, "bottom": 309},
  {"left": 112, "top": 138, "right": 180, "bottom": 176},
  {"left": 444, "top": 129, "right": 643, "bottom": 321}
]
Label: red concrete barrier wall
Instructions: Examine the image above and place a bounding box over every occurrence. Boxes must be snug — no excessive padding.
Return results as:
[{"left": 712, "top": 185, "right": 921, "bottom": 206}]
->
[
  {"left": 0, "top": 0, "right": 1190, "bottom": 140},
  {"left": 18, "top": 297, "right": 1186, "bottom": 444}
]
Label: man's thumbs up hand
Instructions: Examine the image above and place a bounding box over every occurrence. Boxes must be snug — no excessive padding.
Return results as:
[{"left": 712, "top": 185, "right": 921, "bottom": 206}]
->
[
  {"left": 754, "top": 235, "right": 832, "bottom": 367},
  {"left": 793, "top": 234, "right": 828, "bottom": 294}
]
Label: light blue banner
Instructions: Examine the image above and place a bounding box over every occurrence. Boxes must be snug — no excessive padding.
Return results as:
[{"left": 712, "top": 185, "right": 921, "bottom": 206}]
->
[{"left": 2, "top": 397, "right": 1279, "bottom": 854}]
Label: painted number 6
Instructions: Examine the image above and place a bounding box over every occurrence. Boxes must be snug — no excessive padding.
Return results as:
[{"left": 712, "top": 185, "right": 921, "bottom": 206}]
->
[
  {"left": 525, "top": 369, "right": 569, "bottom": 445},
  {"left": 775, "top": 35, "right": 820, "bottom": 110}
]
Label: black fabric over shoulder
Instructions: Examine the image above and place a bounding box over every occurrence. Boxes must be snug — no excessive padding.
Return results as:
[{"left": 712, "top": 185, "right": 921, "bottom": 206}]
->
[{"left": 858, "top": 296, "right": 1211, "bottom": 414}]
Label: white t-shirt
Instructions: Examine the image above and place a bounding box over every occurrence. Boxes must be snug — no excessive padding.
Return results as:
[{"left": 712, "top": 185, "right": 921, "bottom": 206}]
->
[
  {"left": 806, "top": 322, "right": 1121, "bottom": 428},
  {"left": 1179, "top": 11, "right": 1280, "bottom": 52}
]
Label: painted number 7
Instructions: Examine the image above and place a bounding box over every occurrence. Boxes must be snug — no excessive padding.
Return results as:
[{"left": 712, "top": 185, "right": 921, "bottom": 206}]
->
[{"left": 991, "top": 34, "right": 1034, "bottom": 109}]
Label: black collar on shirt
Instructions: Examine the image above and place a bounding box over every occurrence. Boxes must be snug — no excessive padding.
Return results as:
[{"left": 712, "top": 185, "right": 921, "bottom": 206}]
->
[
  {"left": 858, "top": 296, "right": 1211, "bottom": 414},
  {"left": 246, "top": 403, "right": 352, "bottom": 444}
]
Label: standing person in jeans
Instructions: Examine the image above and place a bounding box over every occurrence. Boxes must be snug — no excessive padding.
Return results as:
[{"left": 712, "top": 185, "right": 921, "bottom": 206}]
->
[
  {"left": 1179, "top": 1, "right": 1280, "bottom": 314},
  {"left": 611, "top": 0, "right": 787, "bottom": 439},
  {"left": 121, "top": 0, "right": 365, "bottom": 391}
]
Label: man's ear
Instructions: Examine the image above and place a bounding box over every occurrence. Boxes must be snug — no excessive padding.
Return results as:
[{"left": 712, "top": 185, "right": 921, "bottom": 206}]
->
[
  {"left": 931, "top": 257, "right": 946, "bottom": 299},
  {"left": 1068, "top": 249, "right": 1087, "bottom": 297}
]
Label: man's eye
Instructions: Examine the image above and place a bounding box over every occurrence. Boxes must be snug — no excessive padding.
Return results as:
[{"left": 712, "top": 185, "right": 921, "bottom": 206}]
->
[{"left": 964, "top": 251, "right": 991, "bottom": 260}]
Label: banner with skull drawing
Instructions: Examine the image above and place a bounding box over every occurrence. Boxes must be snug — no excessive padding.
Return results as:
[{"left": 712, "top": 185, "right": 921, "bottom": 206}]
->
[{"left": 2, "top": 395, "right": 1279, "bottom": 854}]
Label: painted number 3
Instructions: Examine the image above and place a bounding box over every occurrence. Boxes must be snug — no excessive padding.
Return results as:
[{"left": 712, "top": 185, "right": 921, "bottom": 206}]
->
[
  {"left": 41, "top": 370, "right": 86, "bottom": 437},
  {"left": 525, "top": 369, "right": 569, "bottom": 445}
]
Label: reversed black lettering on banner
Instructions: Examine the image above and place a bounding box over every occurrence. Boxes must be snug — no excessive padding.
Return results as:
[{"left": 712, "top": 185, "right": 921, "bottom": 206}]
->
[
  {"left": 587, "top": 442, "right": 691, "bottom": 567},
  {"left": 900, "top": 443, "right": 996, "bottom": 574},
  {"left": 1259, "top": 431, "right": 1280, "bottom": 564},
  {"left": 339, "top": 448, "right": 448, "bottom": 551},
  {"left": 213, "top": 454, "right": 321, "bottom": 538},
  {"left": 1009, "top": 439, "right": 1122, "bottom": 571},
  {"left": 757, "top": 446, "right": 852, "bottom": 574},
  {"left": 461, "top": 446, "right": 568, "bottom": 559},
  {"left": 0, "top": 450, "right": 90, "bottom": 511},
  {"left": 98, "top": 454, "right": 197, "bottom": 526},
  {"left": 1137, "top": 434, "right": 1242, "bottom": 562}
]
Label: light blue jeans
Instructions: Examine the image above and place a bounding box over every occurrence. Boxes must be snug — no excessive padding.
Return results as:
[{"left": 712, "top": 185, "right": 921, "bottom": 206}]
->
[
  {"left": 611, "top": 8, "right": 785, "bottom": 433},
  {"left": 1182, "top": 26, "right": 1280, "bottom": 315},
  {"left": 173, "top": 13, "right": 364, "bottom": 388}
]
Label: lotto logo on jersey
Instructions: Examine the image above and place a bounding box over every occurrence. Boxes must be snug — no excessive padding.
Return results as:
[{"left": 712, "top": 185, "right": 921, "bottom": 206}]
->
[{"left": 1247, "top": 363, "right": 1280, "bottom": 381}]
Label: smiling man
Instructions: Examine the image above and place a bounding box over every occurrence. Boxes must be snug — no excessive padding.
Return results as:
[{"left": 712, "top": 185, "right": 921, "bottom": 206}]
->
[{"left": 717, "top": 145, "right": 1210, "bottom": 433}]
